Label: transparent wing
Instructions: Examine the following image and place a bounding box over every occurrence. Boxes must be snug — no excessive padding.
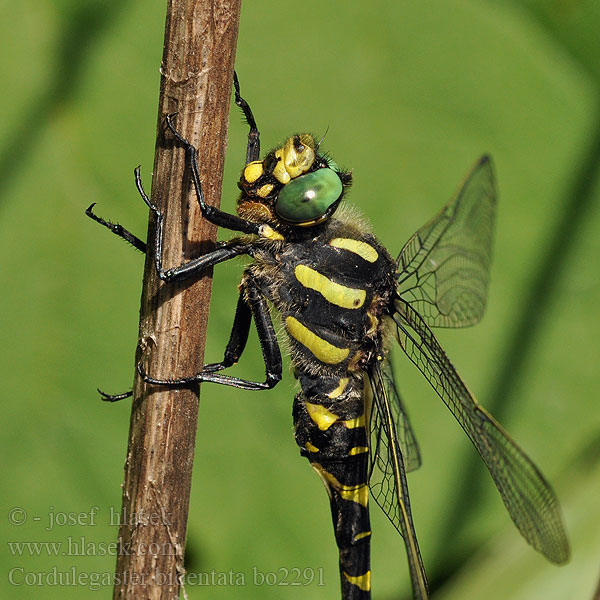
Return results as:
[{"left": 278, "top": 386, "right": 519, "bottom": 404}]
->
[
  {"left": 367, "top": 362, "right": 429, "bottom": 599},
  {"left": 380, "top": 353, "right": 421, "bottom": 472},
  {"left": 397, "top": 156, "right": 496, "bottom": 328},
  {"left": 393, "top": 298, "right": 570, "bottom": 564}
]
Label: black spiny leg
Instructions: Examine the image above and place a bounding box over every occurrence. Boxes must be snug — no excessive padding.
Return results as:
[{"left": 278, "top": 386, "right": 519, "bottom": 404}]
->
[
  {"left": 93, "top": 237, "right": 252, "bottom": 401},
  {"left": 85, "top": 203, "right": 147, "bottom": 253},
  {"left": 98, "top": 389, "right": 133, "bottom": 403},
  {"left": 92, "top": 171, "right": 256, "bottom": 401},
  {"left": 165, "top": 114, "right": 260, "bottom": 235},
  {"left": 203, "top": 292, "right": 252, "bottom": 373},
  {"left": 92, "top": 77, "right": 265, "bottom": 400},
  {"left": 87, "top": 75, "right": 260, "bottom": 250},
  {"left": 233, "top": 71, "right": 260, "bottom": 163},
  {"left": 138, "top": 276, "right": 282, "bottom": 391},
  {"left": 134, "top": 166, "right": 252, "bottom": 282}
]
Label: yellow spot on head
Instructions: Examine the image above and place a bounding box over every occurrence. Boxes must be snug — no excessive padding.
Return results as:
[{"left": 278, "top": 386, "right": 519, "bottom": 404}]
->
[
  {"left": 273, "top": 149, "right": 291, "bottom": 184},
  {"left": 344, "top": 571, "right": 371, "bottom": 592},
  {"left": 305, "top": 442, "right": 320, "bottom": 453},
  {"left": 304, "top": 401, "right": 340, "bottom": 431},
  {"left": 285, "top": 316, "right": 350, "bottom": 364},
  {"left": 243, "top": 161, "right": 264, "bottom": 183},
  {"left": 257, "top": 183, "right": 274, "bottom": 198},
  {"left": 294, "top": 265, "right": 366, "bottom": 309},
  {"left": 282, "top": 134, "right": 315, "bottom": 178},
  {"left": 272, "top": 136, "right": 315, "bottom": 183},
  {"left": 329, "top": 238, "right": 379, "bottom": 263},
  {"left": 328, "top": 378, "right": 349, "bottom": 399}
]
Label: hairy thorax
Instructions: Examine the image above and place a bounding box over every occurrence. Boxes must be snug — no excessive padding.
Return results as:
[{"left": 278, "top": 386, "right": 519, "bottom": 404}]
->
[{"left": 247, "top": 210, "right": 397, "bottom": 380}]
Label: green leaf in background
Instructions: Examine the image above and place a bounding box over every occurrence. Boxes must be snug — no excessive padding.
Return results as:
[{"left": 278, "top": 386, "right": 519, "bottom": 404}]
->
[{"left": 1, "top": 1, "right": 598, "bottom": 599}]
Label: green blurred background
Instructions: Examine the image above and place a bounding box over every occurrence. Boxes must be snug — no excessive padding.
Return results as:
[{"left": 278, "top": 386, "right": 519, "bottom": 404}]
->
[{"left": 1, "top": 0, "right": 599, "bottom": 598}]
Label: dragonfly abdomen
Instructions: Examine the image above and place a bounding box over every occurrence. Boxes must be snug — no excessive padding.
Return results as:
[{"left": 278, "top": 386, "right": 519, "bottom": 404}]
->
[{"left": 293, "top": 373, "right": 372, "bottom": 599}]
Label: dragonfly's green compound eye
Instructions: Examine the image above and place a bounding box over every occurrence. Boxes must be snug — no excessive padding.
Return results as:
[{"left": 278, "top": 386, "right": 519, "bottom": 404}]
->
[{"left": 275, "top": 168, "right": 343, "bottom": 224}]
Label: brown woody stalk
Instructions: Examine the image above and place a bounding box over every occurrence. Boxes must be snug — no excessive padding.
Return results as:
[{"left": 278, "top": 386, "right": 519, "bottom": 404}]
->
[{"left": 112, "top": 1, "right": 242, "bottom": 598}]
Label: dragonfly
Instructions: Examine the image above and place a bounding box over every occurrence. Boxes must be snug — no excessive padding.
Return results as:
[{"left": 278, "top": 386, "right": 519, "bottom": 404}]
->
[{"left": 87, "top": 73, "right": 569, "bottom": 599}]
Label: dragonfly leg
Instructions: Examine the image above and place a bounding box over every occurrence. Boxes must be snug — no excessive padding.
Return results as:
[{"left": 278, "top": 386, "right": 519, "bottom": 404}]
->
[
  {"left": 85, "top": 203, "right": 146, "bottom": 253},
  {"left": 233, "top": 71, "right": 260, "bottom": 163},
  {"left": 164, "top": 114, "right": 261, "bottom": 235},
  {"left": 202, "top": 292, "right": 252, "bottom": 373},
  {"left": 138, "top": 275, "right": 282, "bottom": 391}
]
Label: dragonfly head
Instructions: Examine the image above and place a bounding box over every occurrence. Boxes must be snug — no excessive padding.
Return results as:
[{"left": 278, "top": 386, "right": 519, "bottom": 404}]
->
[{"left": 237, "top": 134, "right": 352, "bottom": 228}]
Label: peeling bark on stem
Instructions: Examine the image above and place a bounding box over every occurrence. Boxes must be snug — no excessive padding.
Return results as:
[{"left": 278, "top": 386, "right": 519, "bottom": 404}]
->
[{"left": 112, "top": 1, "right": 242, "bottom": 598}]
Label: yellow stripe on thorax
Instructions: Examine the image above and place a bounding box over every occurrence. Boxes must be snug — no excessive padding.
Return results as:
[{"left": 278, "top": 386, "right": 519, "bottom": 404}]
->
[
  {"left": 312, "top": 464, "right": 369, "bottom": 507},
  {"left": 285, "top": 316, "right": 349, "bottom": 364},
  {"left": 328, "top": 377, "right": 349, "bottom": 399},
  {"left": 294, "top": 265, "right": 366, "bottom": 309},
  {"left": 329, "top": 238, "right": 378, "bottom": 262},
  {"left": 344, "top": 571, "right": 371, "bottom": 592}
]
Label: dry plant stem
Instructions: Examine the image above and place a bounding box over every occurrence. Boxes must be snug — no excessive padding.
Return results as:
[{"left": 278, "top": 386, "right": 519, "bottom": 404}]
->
[{"left": 112, "top": 1, "right": 242, "bottom": 598}]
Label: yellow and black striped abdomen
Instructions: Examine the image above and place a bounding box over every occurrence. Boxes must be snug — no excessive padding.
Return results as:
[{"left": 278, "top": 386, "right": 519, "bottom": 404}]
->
[
  {"left": 293, "top": 372, "right": 372, "bottom": 599},
  {"left": 294, "top": 375, "right": 371, "bottom": 600}
]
